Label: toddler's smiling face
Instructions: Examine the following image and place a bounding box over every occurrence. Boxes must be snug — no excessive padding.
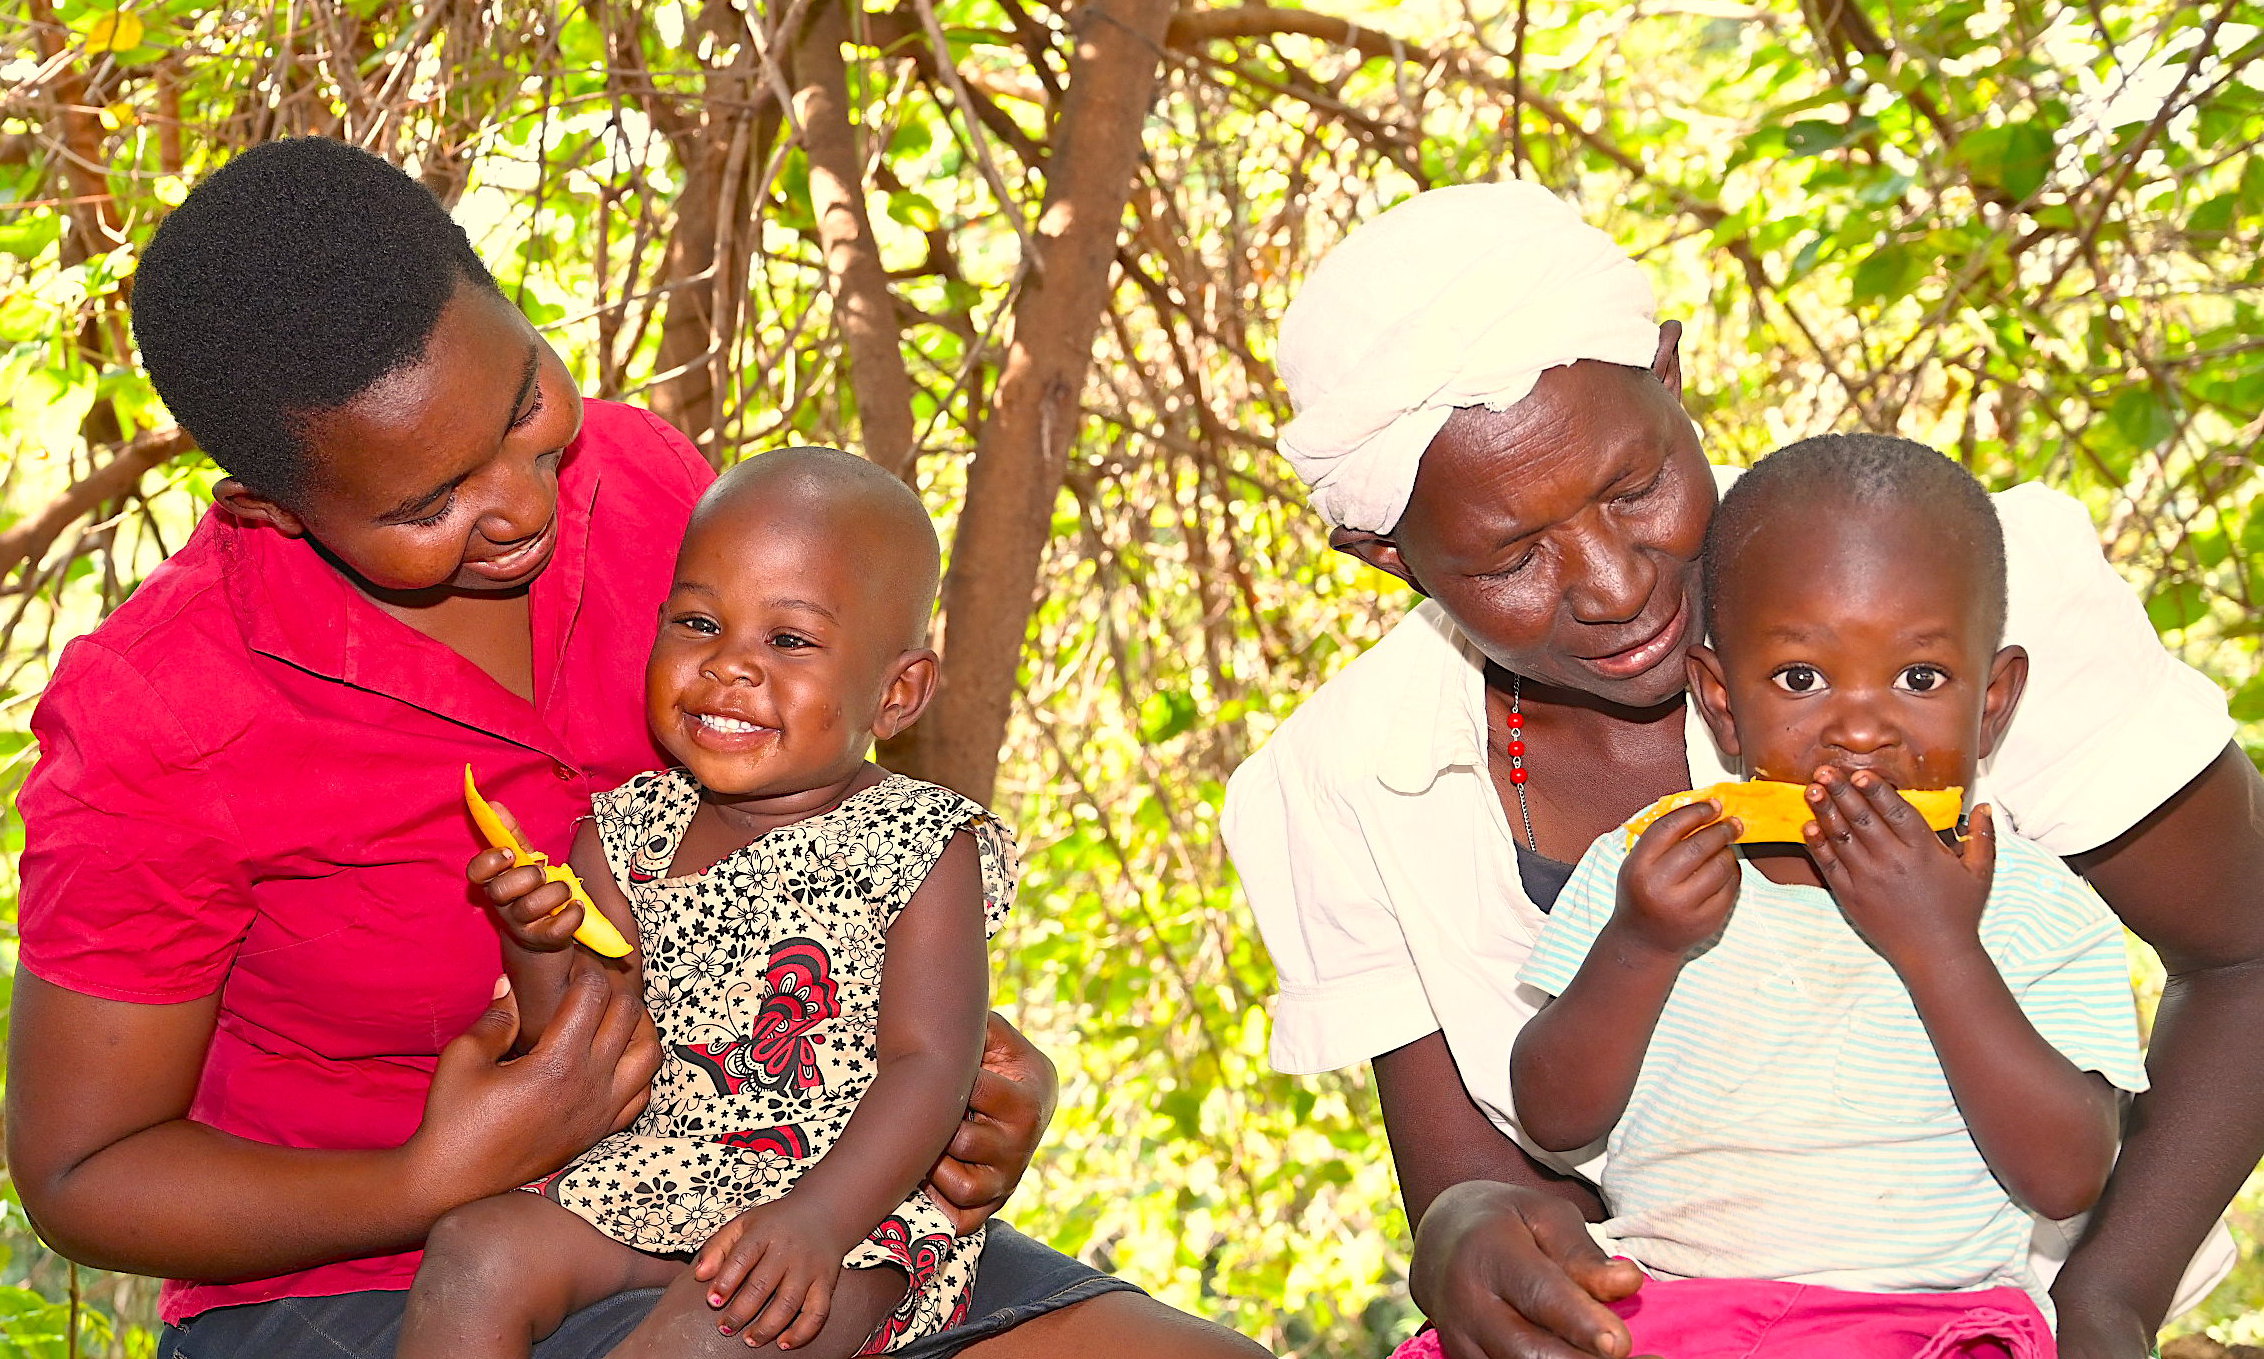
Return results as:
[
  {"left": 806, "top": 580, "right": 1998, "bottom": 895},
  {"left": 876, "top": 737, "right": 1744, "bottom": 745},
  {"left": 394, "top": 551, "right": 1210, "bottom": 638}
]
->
[{"left": 646, "top": 450, "right": 940, "bottom": 809}]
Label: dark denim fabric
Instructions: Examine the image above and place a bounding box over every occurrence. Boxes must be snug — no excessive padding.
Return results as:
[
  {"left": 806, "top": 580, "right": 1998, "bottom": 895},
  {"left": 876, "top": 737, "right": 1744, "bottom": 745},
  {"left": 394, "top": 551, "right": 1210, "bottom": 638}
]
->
[{"left": 155, "top": 1222, "right": 1140, "bottom": 1359}]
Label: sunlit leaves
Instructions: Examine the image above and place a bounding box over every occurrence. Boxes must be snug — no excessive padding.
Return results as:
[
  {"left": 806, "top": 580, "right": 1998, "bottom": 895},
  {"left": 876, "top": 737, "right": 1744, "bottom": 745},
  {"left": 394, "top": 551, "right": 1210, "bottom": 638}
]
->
[
  {"left": 1957, "top": 121, "right": 2059, "bottom": 201},
  {"left": 1849, "top": 242, "right": 1926, "bottom": 306},
  {"left": 79, "top": 10, "right": 142, "bottom": 53}
]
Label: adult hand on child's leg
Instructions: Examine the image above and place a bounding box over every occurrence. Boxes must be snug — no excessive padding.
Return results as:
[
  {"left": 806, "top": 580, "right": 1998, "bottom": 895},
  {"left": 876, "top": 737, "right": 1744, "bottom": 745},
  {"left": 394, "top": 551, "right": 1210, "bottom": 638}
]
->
[
  {"left": 1411, "top": 1181, "right": 1646, "bottom": 1359},
  {"left": 695, "top": 1199, "right": 852, "bottom": 1349},
  {"left": 925, "top": 1012, "right": 1057, "bottom": 1236}
]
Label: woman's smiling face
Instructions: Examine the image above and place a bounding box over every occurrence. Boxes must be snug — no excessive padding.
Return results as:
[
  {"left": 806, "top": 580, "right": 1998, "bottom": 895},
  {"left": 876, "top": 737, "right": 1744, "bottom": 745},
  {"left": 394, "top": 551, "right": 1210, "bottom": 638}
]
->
[
  {"left": 216, "top": 279, "right": 585, "bottom": 596},
  {"left": 1348, "top": 354, "right": 1715, "bottom": 709}
]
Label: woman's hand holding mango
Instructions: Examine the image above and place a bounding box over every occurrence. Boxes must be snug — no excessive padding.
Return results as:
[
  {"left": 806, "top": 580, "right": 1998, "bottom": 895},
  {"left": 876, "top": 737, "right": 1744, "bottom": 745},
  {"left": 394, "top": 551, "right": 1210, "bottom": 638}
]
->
[
  {"left": 1612, "top": 801, "right": 1743, "bottom": 960},
  {"left": 404, "top": 964, "right": 659, "bottom": 1208}
]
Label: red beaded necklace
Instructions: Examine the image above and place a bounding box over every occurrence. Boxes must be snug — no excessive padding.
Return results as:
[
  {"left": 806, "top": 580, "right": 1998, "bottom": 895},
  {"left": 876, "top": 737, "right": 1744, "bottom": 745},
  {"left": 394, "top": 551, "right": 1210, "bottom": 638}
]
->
[{"left": 1507, "top": 674, "right": 1536, "bottom": 852}]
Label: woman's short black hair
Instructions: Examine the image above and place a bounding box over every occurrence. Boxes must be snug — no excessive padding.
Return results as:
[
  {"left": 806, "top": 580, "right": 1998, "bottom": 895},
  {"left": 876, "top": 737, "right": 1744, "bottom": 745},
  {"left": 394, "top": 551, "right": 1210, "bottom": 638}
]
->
[
  {"left": 131, "top": 137, "right": 501, "bottom": 501},
  {"left": 1704, "top": 432, "right": 2008, "bottom": 644}
]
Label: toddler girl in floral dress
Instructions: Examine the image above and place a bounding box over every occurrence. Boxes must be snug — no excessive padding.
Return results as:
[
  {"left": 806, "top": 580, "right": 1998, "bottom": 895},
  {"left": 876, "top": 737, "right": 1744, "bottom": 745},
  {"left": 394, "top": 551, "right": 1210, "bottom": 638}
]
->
[{"left": 399, "top": 447, "right": 1013, "bottom": 1359}]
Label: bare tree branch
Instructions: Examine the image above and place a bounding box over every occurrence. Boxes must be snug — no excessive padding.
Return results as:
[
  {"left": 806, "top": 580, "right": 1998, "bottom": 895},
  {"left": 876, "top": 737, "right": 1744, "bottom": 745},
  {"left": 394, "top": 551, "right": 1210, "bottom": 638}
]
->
[
  {"left": 794, "top": 0, "right": 921, "bottom": 480},
  {"left": 0, "top": 428, "right": 196, "bottom": 582}
]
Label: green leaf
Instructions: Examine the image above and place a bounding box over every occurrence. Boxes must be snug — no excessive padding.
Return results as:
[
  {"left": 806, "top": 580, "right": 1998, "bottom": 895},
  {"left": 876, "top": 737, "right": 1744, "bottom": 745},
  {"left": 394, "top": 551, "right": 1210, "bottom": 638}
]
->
[
  {"left": 1728, "top": 125, "right": 1786, "bottom": 171},
  {"left": 1999, "top": 123, "right": 2056, "bottom": 201},
  {"left": 0, "top": 1282, "right": 116, "bottom": 1358},
  {"left": 2196, "top": 85, "right": 2263, "bottom": 151},
  {"left": 1787, "top": 232, "right": 1829, "bottom": 281},
  {"left": 2108, "top": 388, "right": 2176, "bottom": 451},
  {"left": 1160, "top": 1087, "right": 1202, "bottom": 1139},
  {"left": 1783, "top": 119, "right": 1857, "bottom": 156},
  {"left": 889, "top": 117, "right": 933, "bottom": 159},
  {"left": 887, "top": 191, "right": 942, "bottom": 232},
  {"left": 1959, "top": 123, "right": 2057, "bottom": 201},
  {"left": 2145, "top": 580, "right": 2208, "bottom": 633},
  {"left": 0, "top": 293, "right": 48, "bottom": 342},
  {"left": 1855, "top": 170, "right": 1912, "bottom": 207},
  {"left": 2189, "top": 193, "right": 2239, "bottom": 247},
  {"left": 1850, "top": 244, "right": 1925, "bottom": 306},
  {"left": 1138, "top": 689, "right": 1198, "bottom": 743},
  {"left": 2231, "top": 676, "right": 2264, "bottom": 724},
  {"left": 0, "top": 213, "right": 59, "bottom": 261}
]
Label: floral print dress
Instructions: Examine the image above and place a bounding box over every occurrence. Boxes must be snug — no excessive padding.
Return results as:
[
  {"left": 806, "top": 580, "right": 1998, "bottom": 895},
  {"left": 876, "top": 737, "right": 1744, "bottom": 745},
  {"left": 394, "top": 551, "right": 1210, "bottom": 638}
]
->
[{"left": 545, "top": 769, "right": 1016, "bottom": 1353}]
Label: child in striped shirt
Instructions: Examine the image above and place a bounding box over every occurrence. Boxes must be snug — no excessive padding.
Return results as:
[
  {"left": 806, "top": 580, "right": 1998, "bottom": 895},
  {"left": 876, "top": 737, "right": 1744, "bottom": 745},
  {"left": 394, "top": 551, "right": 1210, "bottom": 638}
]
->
[{"left": 1505, "top": 435, "right": 2146, "bottom": 1358}]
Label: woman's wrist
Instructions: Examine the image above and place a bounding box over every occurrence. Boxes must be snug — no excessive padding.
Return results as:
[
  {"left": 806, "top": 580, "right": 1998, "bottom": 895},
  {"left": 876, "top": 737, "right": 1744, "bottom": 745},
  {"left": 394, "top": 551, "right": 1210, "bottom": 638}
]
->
[
  {"left": 2048, "top": 1283, "right": 2157, "bottom": 1359},
  {"left": 392, "top": 1131, "right": 509, "bottom": 1229}
]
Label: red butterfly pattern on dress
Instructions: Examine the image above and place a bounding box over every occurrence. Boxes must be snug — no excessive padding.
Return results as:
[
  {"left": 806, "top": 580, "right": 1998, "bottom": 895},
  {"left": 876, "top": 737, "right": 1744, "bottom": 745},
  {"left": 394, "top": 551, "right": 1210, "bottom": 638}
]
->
[{"left": 673, "top": 938, "right": 840, "bottom": 1095}]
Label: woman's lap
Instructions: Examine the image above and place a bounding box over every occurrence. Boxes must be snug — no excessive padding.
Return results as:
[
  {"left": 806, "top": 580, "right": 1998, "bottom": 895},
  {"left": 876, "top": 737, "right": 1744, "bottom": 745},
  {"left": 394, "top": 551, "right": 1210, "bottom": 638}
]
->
[
  {"left": 909, "top": 1222, "right": 1145, "bottom": 1357},
  {"left": 154, "top": 1284, "right": 661, "bottom": 1358},
  {"left": 157, "top": 1222, "right": 1142, "bottom": 1359}
]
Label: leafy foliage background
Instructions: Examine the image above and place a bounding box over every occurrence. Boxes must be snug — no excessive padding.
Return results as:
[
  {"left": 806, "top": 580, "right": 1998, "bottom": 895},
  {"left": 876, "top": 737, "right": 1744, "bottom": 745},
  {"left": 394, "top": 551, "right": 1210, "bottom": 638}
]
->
[{"left": 2, "top": 0, "right": 2262, "bottom": 1354}]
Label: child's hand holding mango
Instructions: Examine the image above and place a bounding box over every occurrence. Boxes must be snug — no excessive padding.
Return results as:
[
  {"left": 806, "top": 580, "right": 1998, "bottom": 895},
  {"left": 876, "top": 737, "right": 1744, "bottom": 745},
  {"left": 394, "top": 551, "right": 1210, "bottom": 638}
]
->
[{"left": 464, "top": 767, "right": 633, "bottom": 957}]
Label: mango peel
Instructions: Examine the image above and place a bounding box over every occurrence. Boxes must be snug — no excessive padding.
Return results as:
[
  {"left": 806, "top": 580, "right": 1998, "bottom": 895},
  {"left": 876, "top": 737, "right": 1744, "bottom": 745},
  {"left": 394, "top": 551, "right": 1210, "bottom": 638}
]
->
[
  {"left": 1624, "top": 779, "right": 1964, "bottom": 847},
  {"left": 463, "top": 766, "right": 633, "bottom": 958}
]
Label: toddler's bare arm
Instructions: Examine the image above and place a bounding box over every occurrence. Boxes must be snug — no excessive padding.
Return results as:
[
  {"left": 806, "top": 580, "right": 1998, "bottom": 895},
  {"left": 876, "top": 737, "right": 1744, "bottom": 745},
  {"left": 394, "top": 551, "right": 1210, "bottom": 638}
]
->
[
  {"left": 473, "top": 817, "right": 643, "bottom": 1049},
  {"left": 1512, "top": 803, "right": 1741, "bottom": 1152},
  {"left": 1808, "top": 776, "right": 2118, "bottom": 1219}
]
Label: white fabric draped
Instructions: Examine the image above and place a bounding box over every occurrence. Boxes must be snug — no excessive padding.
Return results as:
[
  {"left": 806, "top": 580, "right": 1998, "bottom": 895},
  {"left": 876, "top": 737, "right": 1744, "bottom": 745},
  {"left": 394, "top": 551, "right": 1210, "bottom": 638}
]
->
[{"left": 1276, "top": 181, "right": 1663, "bottom": 532}]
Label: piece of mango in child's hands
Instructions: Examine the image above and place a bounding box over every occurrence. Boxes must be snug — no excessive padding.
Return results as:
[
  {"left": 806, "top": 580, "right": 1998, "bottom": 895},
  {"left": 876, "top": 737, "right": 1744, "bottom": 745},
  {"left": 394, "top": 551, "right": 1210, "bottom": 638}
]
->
[
  {"left": 1624, "top": 779, "right": 1965, "bottom": 847},
  {"left": 463, "top": 766, "right": 633, "bottom": 958}
]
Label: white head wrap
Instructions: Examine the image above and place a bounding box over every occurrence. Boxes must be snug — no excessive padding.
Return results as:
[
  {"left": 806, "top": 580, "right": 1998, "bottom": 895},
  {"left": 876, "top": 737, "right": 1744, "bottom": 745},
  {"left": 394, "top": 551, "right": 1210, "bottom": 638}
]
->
[{"left": 1275, "top": 181, "right": 1662, "bottom": 533}]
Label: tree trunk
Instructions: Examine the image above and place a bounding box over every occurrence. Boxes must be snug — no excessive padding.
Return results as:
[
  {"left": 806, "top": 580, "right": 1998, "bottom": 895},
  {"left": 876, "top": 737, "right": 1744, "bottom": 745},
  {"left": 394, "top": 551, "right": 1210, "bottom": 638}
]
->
[
  {"left": 794, "top": 0, "right": 919, "bottom": 481},
  {"left": 29, "top": 0, "right": 125, "bottom": 265},
  {"left": 620, "top": 0, "right": 779, "bottom": 460},
  {"left": 886, "top": 0, "right": 1177, "bottom": 801},
  {"left": 647, "top": 123, "right": 745, "bottom": 457}
]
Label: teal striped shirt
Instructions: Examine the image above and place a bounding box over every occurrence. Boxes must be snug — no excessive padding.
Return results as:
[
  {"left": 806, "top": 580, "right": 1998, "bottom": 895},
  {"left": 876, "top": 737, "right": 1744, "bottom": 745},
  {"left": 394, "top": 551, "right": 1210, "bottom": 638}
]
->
[{"left": 1519, "top": 830, "right": 2147, "bottom": 1302}]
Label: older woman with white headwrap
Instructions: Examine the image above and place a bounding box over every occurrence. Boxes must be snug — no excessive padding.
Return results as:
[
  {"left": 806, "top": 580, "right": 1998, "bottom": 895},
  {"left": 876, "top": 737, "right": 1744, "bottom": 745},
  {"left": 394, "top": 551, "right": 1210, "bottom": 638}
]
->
[{"left": 1223, "top": 182, "right": 2261, "bottom": 1359}]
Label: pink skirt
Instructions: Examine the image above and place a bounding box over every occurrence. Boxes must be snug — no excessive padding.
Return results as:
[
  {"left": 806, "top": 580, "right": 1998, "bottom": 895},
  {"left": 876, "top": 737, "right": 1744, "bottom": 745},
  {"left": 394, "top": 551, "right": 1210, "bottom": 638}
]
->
[{"left": 1390, "top": 1277, "right": 2054, "bottom": 1359}]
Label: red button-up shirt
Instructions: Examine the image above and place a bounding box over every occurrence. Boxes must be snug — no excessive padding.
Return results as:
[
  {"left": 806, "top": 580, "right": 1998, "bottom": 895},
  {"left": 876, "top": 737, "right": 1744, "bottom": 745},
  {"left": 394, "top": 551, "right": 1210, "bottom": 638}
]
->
[{"left": 17, "top": 400, "right": 713, "bottom": 1321}]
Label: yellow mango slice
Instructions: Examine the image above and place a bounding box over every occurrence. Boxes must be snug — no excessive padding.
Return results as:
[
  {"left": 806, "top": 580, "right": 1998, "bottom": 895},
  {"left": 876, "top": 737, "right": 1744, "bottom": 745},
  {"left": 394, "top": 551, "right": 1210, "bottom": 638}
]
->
[
  {"left": 464, "top": 766, "right": 633, "bottom": 958},
  {"left": 1624, "top": 780, "right": 1964, "bottom": 847}
]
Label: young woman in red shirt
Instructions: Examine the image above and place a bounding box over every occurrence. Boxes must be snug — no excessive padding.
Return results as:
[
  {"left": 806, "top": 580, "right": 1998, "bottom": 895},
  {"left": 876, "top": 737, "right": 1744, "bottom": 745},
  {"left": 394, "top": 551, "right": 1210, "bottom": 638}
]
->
[{"left": 6, "top": 138, "right": 1268, "bottom": 1359}]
